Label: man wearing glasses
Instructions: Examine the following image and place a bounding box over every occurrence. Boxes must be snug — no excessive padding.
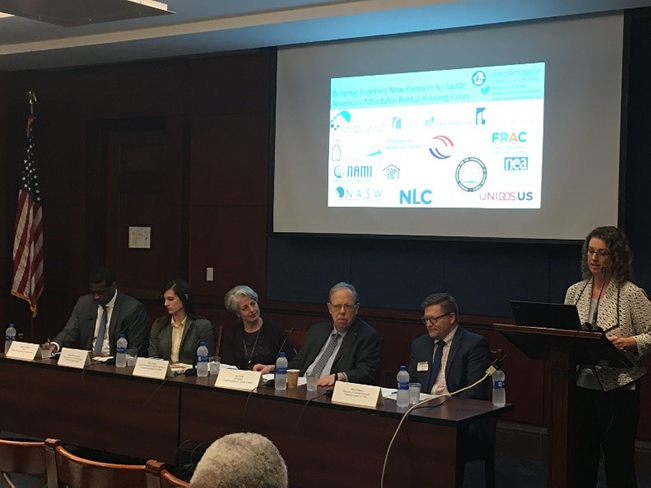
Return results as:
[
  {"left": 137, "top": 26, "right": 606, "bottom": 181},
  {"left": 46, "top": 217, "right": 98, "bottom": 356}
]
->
[
  {"left": 254, "top": 282, "right": 380, "bottom": 387},
  {"left": 408, "top": 293, "right": 490, "bottom": 398}
]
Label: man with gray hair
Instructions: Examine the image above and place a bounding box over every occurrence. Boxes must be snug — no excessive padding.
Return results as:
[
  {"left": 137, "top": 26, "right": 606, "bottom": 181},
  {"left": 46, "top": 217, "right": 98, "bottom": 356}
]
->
[
  {"left": 190, "top": 433, "right": 287, "bottom": 488},
  {"left": 254, "top": 282, "right": 381, "bottom": 387}
]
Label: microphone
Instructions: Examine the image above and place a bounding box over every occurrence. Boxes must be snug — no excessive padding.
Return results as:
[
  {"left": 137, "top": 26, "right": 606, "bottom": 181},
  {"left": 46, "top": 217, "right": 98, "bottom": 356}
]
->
[
  {"left": 262, "top": 328, "right": 297, "bottom": 387},
  {"left": 277, "top": 328, "right": 295, "bottom": 358},
  {"left": 590, "top": 267, "right": 607, "bottom": 332}
]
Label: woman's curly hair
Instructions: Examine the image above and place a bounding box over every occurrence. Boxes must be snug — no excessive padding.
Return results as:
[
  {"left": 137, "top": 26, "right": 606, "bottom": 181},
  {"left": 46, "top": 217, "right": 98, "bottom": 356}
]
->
[{"left": 581, "top": 226, "right": 633, "bottom": 284}]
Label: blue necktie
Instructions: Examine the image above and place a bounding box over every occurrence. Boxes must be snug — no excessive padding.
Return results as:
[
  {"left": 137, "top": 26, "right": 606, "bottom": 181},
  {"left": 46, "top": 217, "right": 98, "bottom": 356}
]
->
[
  {"left": 427, "top": 340, "right": 445, "bottom": 393},
  {"left": 93, "top": 306, "right": 107, "bottom": 355}
]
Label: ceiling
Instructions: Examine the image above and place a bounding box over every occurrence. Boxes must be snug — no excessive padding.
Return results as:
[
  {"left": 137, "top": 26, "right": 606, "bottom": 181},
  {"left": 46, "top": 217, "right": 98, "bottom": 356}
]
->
[{"left": 0, "top": 0, "right": 650, "bottom": 72}]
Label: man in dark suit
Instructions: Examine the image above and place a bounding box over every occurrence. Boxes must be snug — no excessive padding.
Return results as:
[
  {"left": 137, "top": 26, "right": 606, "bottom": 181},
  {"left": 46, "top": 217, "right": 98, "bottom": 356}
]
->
[
  {"left": 46, "top": 267, "right": 148, "bottom": 357},
  {"left": 408, "top": 292, "right": 490, "bottom": 399},
  {"left": 255, "top": 282, "right": 381, "bottom": 387}
]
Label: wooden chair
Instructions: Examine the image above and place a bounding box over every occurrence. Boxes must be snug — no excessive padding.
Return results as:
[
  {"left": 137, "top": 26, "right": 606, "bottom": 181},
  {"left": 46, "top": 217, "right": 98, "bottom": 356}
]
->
[
  {"left": 146, "top": 460, "right": 189, "bottom": 488},
  {"left": 45, "top": 439, "right": 148, "bottom": 488},
  {"left": 213, "top": 324, "right": 223, "bottom": 357},
  {"left": 0, "top": 439, "right": 46, "bottom": 488}
]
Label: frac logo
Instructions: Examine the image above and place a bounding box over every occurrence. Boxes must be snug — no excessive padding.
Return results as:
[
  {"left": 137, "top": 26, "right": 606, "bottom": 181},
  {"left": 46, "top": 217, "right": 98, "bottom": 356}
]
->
[
  {"left": 399, "top": 189, "right": 433, "bottom": 205},
  {"left": 504, "top": 157, "right": 529, "bottom": 171},
  {"left": 479, "top": 191, "right": 533, "bottom": 201},
  {"left": 491, "top": 132, "right": 527, "bottom": 143}
]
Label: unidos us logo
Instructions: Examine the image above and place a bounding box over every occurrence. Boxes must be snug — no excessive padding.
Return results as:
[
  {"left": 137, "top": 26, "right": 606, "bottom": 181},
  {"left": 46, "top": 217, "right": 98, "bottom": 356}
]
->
[{"left": 428, "top": 135, "right": 454, "bottom": 159}]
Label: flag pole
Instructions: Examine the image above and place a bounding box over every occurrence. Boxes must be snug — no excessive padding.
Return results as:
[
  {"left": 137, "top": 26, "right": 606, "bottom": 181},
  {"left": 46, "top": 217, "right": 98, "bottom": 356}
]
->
[{"left": 28, "top": 90, "right": 36, "bottom": 342}]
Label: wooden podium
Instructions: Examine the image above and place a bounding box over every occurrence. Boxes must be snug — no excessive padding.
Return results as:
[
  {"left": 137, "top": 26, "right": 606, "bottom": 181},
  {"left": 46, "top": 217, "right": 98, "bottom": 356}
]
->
[{"left": 494, "top": 323, "right": 633, "bottom": 488}]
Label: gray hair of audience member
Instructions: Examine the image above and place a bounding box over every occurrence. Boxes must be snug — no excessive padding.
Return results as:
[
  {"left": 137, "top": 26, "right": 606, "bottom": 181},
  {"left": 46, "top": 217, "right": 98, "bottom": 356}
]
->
[
  {"left": 189, "top": 432, "right": 288, "bottom": 488},
  {"left": 421, "top": 293, "right": 459, "bottom": 319},
  {"left": 224, "top": 285, "right": 259, "bottom": 315},
  {"left": 328, "top": 282, "right": 359, "bottom": 304}
]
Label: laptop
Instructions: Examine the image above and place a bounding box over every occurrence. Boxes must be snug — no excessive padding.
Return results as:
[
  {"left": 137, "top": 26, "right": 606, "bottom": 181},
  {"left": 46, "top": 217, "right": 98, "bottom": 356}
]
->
[{"left": 510, "top": 300, "right": 583, "bottom": 330}]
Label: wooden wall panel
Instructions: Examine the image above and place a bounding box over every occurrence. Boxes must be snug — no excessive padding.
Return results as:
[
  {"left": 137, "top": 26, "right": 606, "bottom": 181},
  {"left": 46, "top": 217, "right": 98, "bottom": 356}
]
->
[
  {"left": 190, "top": 113, "right": 270, "bottom": 206},
  {"left": 191, "top": 51, "right": 272, "bottom": 116},
  {"left": 79, "top": 60, "right": 188, "bottom": 119},
  {"left": 188, "top": 205, "right": 267, "bottom": 300}
]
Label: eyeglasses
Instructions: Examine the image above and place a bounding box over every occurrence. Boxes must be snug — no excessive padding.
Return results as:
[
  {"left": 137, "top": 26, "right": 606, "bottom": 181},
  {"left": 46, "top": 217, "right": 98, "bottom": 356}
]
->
[
  {"left": 421, "top": 312, "right": 452, "bottom": 325},
  {"left": 587, "top": 248, "right": 609, "bottom": 258},
  {"left": 329, "top": 303, "right": 357, "bottom": 312}
]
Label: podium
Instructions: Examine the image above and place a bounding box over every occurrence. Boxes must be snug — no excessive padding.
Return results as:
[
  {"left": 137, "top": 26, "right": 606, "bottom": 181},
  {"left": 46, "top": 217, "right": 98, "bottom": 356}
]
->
[{"left": 494, "top": 323, "right": 633, "bottom": 488}]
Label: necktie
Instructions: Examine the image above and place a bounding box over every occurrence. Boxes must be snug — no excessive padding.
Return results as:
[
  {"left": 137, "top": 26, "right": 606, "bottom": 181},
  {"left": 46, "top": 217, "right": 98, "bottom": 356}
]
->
[
  {"left": 94, "top": 306, "right": 107, "bottom": 355},
  {"left": 428, "top": 340, "right": 446, "bottom": 393},
  {"left": 311, "top": 333, "right": 341, "bottom": 378}
]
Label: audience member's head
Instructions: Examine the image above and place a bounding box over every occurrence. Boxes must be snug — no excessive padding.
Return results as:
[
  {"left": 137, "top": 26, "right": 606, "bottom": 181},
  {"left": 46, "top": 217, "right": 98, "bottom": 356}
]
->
[{"left": 190, "top": 433, "right": 288, "bottom": 488}]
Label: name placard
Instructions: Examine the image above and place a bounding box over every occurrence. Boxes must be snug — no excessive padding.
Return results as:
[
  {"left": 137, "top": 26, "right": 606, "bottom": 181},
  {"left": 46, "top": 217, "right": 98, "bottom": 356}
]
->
[
  {"left": 331, "top": 381, "right": 384, "bottom": 409},
  {"left": 6, "top": 341, "right": 39, "bottom": 362},
  {"left": 215, "top": 369, "right": 262, "bottom": 391},
  {"left": 58, "top": 348, "right": 91, "bottom": 369},
  {"left": 132, "top": 358, "right": 172, "bottom": 380}
]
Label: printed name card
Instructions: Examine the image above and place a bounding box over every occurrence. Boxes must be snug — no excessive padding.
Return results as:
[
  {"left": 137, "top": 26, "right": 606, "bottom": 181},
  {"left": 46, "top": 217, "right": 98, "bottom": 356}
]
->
[
  {"left": 215, "top": 369, "right": 262, "bottom": 391},
  {"left": 331, "top": 382, "right": 384, "bottom": 409},
  {"left": 132, "top": 358, "right": 172, "bottom": 380},
  {"left": 58, "top": 348, "right": 91, "bottom": 369},
  {"left": 6, "top": 341, "right": 39, "bottom": 362}
]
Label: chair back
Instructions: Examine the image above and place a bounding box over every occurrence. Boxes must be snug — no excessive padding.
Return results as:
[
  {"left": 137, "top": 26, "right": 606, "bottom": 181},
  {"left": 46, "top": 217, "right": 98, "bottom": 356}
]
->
[
  {"left": 214, "top": 324, "right": 223, "bottom": 357},
  {"left": 146, "top": 460, "right": 189, "bottom": 488},
  {"left": 0, "top": 439, "right": 46, "bottom": 475},
  {"left": 45, "top": 439, "right": 148, "bottom": 488}
]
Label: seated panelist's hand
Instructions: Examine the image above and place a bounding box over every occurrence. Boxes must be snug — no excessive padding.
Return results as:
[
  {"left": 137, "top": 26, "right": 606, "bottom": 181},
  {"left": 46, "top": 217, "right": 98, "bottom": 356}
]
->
[
  {"left": 253, "top": 364, "right": 274, "bottom": 374},
  {"left": 317, "top": 374, "right": 337, "bottom": 387},
  {"left": 41, "top": 341, "right": 58, "bottom": 352}
]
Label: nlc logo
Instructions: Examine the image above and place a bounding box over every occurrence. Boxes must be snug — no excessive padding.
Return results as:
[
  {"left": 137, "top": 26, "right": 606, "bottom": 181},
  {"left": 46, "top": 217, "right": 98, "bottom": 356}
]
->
[
  {"left": 399, "top": 189, "right": 433, "bottom": 205},
  {"left": 492, "top": 132, "right": 527, "bottom": 143}
]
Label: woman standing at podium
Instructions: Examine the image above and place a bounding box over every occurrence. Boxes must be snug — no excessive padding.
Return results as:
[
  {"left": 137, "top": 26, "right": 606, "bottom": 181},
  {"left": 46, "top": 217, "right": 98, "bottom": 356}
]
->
[{"left": 565, "top": 226, "right": 651, "bottom": 487}]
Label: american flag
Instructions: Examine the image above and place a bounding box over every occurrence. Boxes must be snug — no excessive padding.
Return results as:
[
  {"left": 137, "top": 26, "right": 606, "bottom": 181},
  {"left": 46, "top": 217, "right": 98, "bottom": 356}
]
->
[{"left": 11, "top": 116, "right": 44, "bottom": 317}]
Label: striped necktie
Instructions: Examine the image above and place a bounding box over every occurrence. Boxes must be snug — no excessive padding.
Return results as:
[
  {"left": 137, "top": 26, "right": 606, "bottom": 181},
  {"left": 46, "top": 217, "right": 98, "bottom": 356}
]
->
[{"left": 311, "top": 333, "right": 341, "bottom": 378}]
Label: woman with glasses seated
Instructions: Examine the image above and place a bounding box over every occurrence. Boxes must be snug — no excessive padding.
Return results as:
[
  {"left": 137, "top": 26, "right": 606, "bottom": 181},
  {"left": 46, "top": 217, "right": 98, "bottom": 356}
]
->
[
  {"left": 148, "top": 279, "right": 215, "bottom": 364},
  {"left": 221, "top": 285, "right": 295, "bottom": 369},
  {"left": 564, "top": 226, "right": 651, "bottom": 488}
]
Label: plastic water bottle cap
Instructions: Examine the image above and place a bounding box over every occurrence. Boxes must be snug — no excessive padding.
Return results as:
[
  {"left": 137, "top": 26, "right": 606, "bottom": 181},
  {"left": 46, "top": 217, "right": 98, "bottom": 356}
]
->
[
  {"left": 400, "top": 365, "right": 406, "bottom": 370},
  {"left": 279, "top": 352, "right": 286, "bottom": 357},
  {"left": 200, "top": 341, "right": 206, "bottom": 346},
  {"left": 119, "top": 333, "right": 125, "bottom": 338}
]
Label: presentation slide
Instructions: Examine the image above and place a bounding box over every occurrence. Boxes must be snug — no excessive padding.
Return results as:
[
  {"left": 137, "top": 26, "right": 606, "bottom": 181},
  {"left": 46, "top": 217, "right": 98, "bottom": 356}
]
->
[
  {"left": 274, "top": 15, "right": 623, "bottom": 240},
  {"left": 328, "top": 63, "right": 545, "bottom": 209}
]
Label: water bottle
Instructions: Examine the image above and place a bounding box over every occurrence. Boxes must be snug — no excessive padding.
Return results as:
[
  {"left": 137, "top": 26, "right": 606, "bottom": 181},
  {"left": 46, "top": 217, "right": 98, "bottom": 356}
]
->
[
  {"left": 492, "top": 369, "right": 506, "bottom": 407},
  {"left": 197, "top": 341, "right": 209, "bottom": 377},
  {"left": 275, "top": 352, "right": 288, "bottom": 390},
  {"left": 4, "top": 323, "right": 16, "bottom": 354},
  {"left": 396, "top": 365, "right": 410, "bottom": 408},
  {"left": 116, "top": 334, "right": 128, "bottom": 368}
]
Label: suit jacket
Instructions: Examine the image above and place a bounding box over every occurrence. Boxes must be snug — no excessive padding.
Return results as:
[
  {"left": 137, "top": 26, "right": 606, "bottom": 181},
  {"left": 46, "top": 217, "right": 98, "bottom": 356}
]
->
[
  {"left": 408, "top": 326, "right": 491, "bottom": 399},
  {"left": 53, "top": 291, "right": 148, "bottom": 356},
  {"left": 289, "top": 318, "right": 381, "bottom": 385},
  {"left": 148, "top": 315, "right": 215, "bottom": 365}
]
